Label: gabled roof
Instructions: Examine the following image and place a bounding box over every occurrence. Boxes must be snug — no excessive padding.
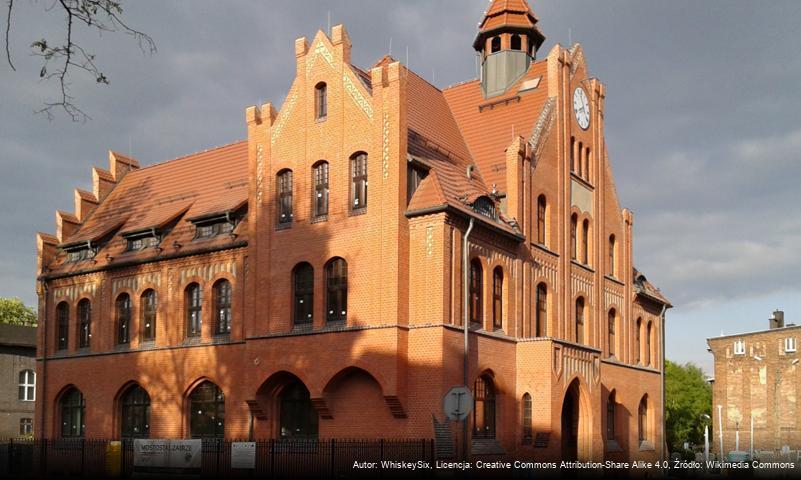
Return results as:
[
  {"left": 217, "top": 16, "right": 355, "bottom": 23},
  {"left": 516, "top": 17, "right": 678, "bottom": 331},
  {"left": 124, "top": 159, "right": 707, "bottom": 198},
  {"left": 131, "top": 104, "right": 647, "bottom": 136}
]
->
[
  {"left": 633, "top": 268, "right": 672, "bottom": 307},
  {"left": 443, "top": 59, "right": 549, "bottom": 193}
]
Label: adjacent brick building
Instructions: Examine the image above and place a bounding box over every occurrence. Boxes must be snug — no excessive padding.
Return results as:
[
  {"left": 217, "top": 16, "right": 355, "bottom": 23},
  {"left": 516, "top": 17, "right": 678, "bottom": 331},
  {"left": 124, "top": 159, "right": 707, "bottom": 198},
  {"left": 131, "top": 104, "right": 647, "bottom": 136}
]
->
[
  {"left": 708, "top": 311, "right": 801, "bottom": 457},
  {"left": 35, "top": 0, "right": 670, "bottom": 461},
  {"left": 0, "top": 323, "right": 37, "bottom": 439}
]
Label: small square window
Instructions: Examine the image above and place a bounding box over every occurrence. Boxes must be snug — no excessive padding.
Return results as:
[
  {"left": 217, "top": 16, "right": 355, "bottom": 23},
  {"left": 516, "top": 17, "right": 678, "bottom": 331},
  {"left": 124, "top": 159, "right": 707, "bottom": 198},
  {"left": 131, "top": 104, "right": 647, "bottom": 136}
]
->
[{"left": 733, "top": 340, "right": 745, "bottom": 355}]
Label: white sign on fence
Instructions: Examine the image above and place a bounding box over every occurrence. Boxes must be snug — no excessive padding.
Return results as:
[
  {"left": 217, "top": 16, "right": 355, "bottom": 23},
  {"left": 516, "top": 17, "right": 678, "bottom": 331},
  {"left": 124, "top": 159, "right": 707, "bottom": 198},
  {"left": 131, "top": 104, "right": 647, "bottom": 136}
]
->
[
  {"left": 133, "top": 439, "right": 202, "bottom": 469},
  {"left": 231, "top": 442, "right": 256, "bottom": 469}
]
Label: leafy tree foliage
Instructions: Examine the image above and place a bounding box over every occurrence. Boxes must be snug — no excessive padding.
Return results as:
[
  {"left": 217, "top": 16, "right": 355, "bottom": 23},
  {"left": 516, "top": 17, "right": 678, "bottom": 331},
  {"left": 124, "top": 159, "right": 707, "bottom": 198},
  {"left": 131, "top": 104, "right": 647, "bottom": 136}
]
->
[
  {"left": 665, "top": 359, "right": 712, "bottom": 451},
  {"left": 0, "top": 297, "right": 37, "bottom": 325},
  {"left": 4, "top": 0, "right": 155, "bottom": 121}
]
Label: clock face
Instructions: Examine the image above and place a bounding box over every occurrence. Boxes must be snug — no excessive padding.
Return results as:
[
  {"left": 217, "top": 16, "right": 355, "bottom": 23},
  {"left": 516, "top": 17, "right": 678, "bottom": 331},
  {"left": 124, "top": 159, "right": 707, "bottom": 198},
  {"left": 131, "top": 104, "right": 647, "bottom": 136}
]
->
[{"left": 573, "top": 87, "right": 590, "bottom": 130}]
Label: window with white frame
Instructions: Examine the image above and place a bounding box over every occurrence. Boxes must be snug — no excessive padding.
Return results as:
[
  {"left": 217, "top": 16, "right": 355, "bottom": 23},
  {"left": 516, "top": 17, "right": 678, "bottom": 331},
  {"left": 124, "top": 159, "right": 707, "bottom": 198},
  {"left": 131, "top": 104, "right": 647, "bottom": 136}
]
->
[
  {"left": 785, "top": 337, "right": 797, "bottom": 353},
  {"left": 19, "top": 370, "right": 35, "bottom": 401},
  {"left": 733, "top": 340, "right": 745, "bottom": 355}
]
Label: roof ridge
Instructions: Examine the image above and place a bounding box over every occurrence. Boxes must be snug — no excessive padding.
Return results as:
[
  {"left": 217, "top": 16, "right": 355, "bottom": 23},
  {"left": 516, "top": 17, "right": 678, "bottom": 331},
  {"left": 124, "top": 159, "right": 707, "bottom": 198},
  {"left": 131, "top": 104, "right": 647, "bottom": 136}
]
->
[{"left": 135, "top": 139, "right": 247, "bottom": 172}]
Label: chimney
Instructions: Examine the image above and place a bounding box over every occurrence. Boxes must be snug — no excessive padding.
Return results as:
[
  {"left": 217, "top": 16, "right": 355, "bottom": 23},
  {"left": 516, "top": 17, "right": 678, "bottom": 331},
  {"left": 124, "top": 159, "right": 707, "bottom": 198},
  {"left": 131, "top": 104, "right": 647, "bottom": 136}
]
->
[{"left": 770, "top": 310, "right": 785, "bottom": 329}]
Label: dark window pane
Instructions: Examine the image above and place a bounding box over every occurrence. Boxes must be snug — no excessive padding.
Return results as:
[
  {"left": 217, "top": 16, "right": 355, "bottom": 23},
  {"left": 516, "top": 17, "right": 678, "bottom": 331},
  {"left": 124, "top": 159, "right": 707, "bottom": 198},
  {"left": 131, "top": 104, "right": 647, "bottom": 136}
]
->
[
  {"left": 56, "top": 303, "right": 69, "bottom": 351},
  {"left": 189, "top": 381, "right": 225, "bottom": 438},
  {"left": 78, "top": 300, "right": 91, "bottom": 348},
  {"left": 116, "top": 294, "right": 131, "bottom": 345},
  {"left": 351, "top": 154, "right": 368, "bottom": 211},
  {"left": 214, "top": 281, "right": 232, "bottom": 335},
  {"left": 469, "top": 260, "right": 483, "bottom": 325},
  {"left": 325, "top": 258, "right": 347, "bottom": 323},
  {"left": 60, "top": 388, "right": 85, "bottom": 438},
  {"left": 141, "top": 290, "right": 157, "bottom": 341},
  {"left": 278, "top": 170, "right": 294, "bottom": 225},
  {"left": 294, "top": 263, "right": 314, "bottom": 326},
  {"left": 280, "top": 381, "right": 318, "bottom": 439},
  {"left": 186, "top": 284, "right": 202, "bottom": 337},
  {"left": 314, "top": 162, "right": 329, "bottom": 218},
  {"left": 121, "top": 385, "right": 151, "bottom": 438}
]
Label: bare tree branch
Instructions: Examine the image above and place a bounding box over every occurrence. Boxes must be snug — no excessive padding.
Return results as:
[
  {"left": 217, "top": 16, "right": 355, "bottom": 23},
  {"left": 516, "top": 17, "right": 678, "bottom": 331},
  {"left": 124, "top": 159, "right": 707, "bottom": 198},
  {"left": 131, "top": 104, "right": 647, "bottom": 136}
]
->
[
  {"left": 4, "top": 0, "right": 14, "bottom": 71},
  {"left": 5, "top": 0, "right": 156, "bottom": 122}
]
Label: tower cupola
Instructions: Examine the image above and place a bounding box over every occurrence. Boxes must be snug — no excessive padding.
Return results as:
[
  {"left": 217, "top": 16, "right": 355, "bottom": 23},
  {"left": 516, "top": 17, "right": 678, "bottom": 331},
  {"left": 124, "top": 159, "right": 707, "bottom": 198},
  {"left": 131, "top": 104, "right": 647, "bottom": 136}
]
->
[{"left": 474, "top": 0, "right": 545, "bottom": 97}]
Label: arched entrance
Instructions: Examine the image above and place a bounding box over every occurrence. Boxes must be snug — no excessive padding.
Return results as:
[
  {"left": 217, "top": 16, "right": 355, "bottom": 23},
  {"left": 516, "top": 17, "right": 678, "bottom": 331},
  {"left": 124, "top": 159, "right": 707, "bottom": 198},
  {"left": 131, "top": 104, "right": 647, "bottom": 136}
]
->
[
  {"left": 255, "top": 372, "right": 318, "bottom": 439},
  {"left": 473, "top": 374, "right": 496, "bottom": 439},
  {"left": 561, "top": 381, "right": 579, "bottom": 461}
]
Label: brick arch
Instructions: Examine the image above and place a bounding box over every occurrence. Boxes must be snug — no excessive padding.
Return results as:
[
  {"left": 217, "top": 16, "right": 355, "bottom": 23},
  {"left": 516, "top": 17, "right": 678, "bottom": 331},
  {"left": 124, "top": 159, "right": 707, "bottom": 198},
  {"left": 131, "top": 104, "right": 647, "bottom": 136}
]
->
[
  {"left": 254, "top": 370, "right": 316, "bottom": 438},
  {"left": 322, "top": 365, "right": 407, "bottom": 424},
  {"left": 560, "top": 376, "right": 593, "bottom": 461},
  {"left": 53, "top": 384, "right": 85, "bottom": 438},
  {"left": 113, "top": 380, "right": 150, "bottom": 437},
  {"left": 182, "top": 376, "right": 225, "bottom": 399}
]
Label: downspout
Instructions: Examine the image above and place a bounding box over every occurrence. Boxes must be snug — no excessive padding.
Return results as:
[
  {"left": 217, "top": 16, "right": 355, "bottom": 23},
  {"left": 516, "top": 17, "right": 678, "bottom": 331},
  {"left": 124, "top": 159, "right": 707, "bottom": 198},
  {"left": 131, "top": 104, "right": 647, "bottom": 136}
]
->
[
  {"left": 462, "top": 217, "right": 475, "bottom": 460},
  {"left": 39, "top": 279, "right": 49, "bottom": 441},
  {"left": 660, "top": 303, "right": 668, "bottom": 462}
]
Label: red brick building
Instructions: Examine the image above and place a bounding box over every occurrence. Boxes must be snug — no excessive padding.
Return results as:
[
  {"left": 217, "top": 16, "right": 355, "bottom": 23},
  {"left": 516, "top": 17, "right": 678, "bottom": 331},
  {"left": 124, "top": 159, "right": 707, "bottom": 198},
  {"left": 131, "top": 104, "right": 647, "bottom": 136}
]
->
[{"left": 35, "top": 0, "right": 670, "bottom": 461}]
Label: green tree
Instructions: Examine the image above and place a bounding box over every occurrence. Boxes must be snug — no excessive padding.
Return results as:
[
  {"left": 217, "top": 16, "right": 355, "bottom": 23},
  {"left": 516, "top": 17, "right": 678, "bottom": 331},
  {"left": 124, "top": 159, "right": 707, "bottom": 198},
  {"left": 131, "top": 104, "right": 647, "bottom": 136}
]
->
[
  {"left": 0, "top": 297, "right": 38, "bottom": 326},
  {"left": 665, "top": 360, "right": 712, "bottom": 452}
]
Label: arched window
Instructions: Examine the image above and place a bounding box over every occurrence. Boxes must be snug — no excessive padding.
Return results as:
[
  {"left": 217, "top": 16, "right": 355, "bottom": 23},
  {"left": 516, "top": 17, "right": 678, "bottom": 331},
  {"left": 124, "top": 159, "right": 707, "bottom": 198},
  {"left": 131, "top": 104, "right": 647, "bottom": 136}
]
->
[
  {"left": 635, "top": 317, "right": 642, "bottom": 364},
  {"left": 646, "top": 321, "right": 653, "bottom": 367},
  {"left": 608, "top": 309, "right": 616, "bottom": 357},
  {"left": 78, "top": 299, "right": 91, "bottom": 348},
  {"left": 570, "top": 214, "right": 578, "bottom": 261},
  {"left": 280, "top": 380, "right": 318, "bottom": 438},
  {"left": 315, "top": 82, "right": 327, "bottom": 120},
  {"left": 325, "top": 258, "right": 347, "bottom": 323},
  {"left": 575, "top": 297, "right": 585, "bottom": 344},
  {"left": 472, "top": 196, "right": 497, "bottom": 220},
  {"left": 213, "top": 280, "right": 232, "bottom": 335},
  {"left": 293, "top": 263, "right": 314, "bottom": 326},
  {"left": 570, "top": 137, "right": 576, "bottom": 172},
  {"left": 535, "top": 283, "right": 547, "bottom": 337},
  {"left": 473, "top": 375, "right": 496, "bottom": 439},
  {"left": 537, "top": 195, "right": 547, "bottom": 245},
  {"left": 189, "top": 381, "right": 225, "bottom": 438},
  {"left": 121, "top": 385, "right": 150, "bottom": 438},
  {"left": 582, "top": 219, "right": 590, "bottom": 264},
  {"left": 469, "top": 259, "right": 483, "bottom": 325},
  {"left": 607, "top": 391, "right": 616, "bottom": 440},
  {"left": 313, "top": 161, "right": 329, "bottom": 218},
  {"left": 277, "top": 169, "right": 293, "bottom": 225},
  {"left": 490, "top": 36, "right": 501, "bottom": 53},
  {"left": 638, "top": 395, "right": 649, "bottom": 444},
  {"left": 56, "top": 302, "right": 69, "bottom": 351},
  {"left": 141, "top": 290, "right": 157, "bottom": 342},
  {"left": 608, "top": 234, "right": 616, "bottom": 277},
  {"left": 116, "top": 294, "right": 131, "bottom": 345},
  {"left": 60, "top": 388, "right": 85, "bottom": 438},
  {"left": 577, "top": 141, "right": 584, "bottom": 178},
  {"left": 18, "top": 370, "right": 35, "bottom": 401},
  {"left": 510, "top": 34, "right": 522, "bottom": 51},
  {"left": 186, "top": 283, "right": 202, "bottom": 338},
  {"left": 584, "top": 146, "right": 591, "bottom": 182},
  {"left": 492, "top": 267, "right": 503, "bottom": 330},
  {"left": 351, "top": 153, "right": 368, "bottom": 211},
  {"left": 522, "top": 393, "right": 532, "bottom": 444}
]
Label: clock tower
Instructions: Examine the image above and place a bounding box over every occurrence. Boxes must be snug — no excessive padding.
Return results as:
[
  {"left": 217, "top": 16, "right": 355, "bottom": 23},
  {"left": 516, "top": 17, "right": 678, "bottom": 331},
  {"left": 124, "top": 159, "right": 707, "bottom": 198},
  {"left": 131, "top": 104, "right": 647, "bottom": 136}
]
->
[{"left": 474, "top": 0, "right": 546, "bottom": 98}]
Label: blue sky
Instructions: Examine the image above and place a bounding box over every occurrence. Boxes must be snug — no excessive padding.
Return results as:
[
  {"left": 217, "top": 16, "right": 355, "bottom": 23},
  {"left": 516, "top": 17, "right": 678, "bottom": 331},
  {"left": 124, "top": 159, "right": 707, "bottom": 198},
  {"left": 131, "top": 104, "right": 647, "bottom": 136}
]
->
[{"left": 1, "top": 1, "right": 799, "bottom": 374}]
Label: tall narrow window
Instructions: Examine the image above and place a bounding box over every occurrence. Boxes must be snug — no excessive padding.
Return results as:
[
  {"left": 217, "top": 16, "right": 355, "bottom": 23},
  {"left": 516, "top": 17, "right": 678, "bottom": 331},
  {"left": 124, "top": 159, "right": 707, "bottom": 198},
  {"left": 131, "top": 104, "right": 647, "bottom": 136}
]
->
[
  {"left": 492, "top": 267, "right": 503, "bottom": 331},
  {"left": 607, "top": 392, "right": 616, "bottom": 441},
  {"left": 510, "top": 34, "right": 522, "bottom": 51},
  {"left": 608, "top": 309, "right": 616, "bottom": 357},
  {"left": 536, "top": 283, "right": 547, "bottom": 337},
  {"left": 469, "top": 259, "right": 483, "bottom": 325},
  {"left": 293, "top": 263, "right": 314, "bottom": 326},
  {"left": 78, "top": 299, "right": 91, "bottom": 348},
  {"left": 570, "top": 137, "right": 576, "bottom": 172},
  {"left": 522, "top": 393, "right": 532, "bottom": 444},
  {"left": 18, "top": 370, "right": 35, "bottom": 401},
  {"left": 608, "top": 234, "right": 616, "bottom": 277},
  {"left": 189, "top": 381, "right": 225, "bottom": 439},
  {"left": 213, "top": 280, "right": 232, "bottom": 335},
  {"left": 537, "top": 195, "right": 547, "bottom": 245},
  {"left": 584, "top": 146, "right": 591, "bottom": 182},
  {"left": 473, "top": 375, "right": 496, "bottom": 439},
  {"left": 635, "top": 317, "right": 642, "bottom": 364},
  {"left": 646, "top": 321, "right": 653, "bottom": 367},
  {"left": 60, "top": 388, "right": 85, "bottom": 438},
  {"left": 280, "top": 380, "right": 319, "bottom": 439},
  {"left": 638, "top": 396, "right": 648, "bottom": 443},
  {"left": 315, "top": 82, "right": 327, "bottom": 120},
  {"left": 186, "top": 283, "right": 202, "bottom": 338},
  {"left": 313, "top": 161, "right": 329, "bottom": 218},
  {"left": 116, "top": 294, "right": 131, "bottom": 345},
  {"left": 582, "top": 219, "right": 590, "bottom": 264},
  {"left": 577, "top": 142, "right": 584, "bottom": 178},
  {"left": 277, "top": 169, "right": 293, "bottom": 226},
  {"left": 575, "top": 297, "right": 585, "bottom": 344},
  {"left": 491, "top": 36, "right": 501, "bottom": 53},
  {"left": 570, "top": 214, "right": 578, "bottom": 260},
  {"left": 121, "top": 385, "right": 150, "bottom": 438},
  {"left": 351, "top": 153, "right": 368, "bottom": 211},
  {"left": 56, "top": 302, "right": 69, "bottom": 351},
  {"left": 325, "top": 258, "right": 347, "bottom": 324},
  {"left": 141, "top": 290, "right": 157, "bottom": 342}
]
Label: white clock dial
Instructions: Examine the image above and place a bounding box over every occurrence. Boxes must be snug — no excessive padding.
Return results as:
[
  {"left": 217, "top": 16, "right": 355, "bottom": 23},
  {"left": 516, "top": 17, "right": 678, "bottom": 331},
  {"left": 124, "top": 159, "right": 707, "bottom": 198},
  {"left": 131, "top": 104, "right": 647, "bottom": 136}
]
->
[{"left": 573, "top": 87, "right": 590, "bottom": 130}]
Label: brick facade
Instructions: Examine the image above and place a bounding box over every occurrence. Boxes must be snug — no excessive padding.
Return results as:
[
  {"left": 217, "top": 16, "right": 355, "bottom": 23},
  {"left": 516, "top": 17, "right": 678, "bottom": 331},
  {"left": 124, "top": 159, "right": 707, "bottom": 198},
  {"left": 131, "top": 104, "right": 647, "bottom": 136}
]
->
[{"left": 34, "top": 0, "right": 669, "bottom": 462}]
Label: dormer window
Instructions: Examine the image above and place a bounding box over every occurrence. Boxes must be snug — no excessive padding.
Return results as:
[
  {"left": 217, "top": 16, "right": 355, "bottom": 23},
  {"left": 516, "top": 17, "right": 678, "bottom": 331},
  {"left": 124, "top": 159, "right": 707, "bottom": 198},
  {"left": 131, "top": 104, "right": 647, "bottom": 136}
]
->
[
  {"left": 195, "top": 221, "right": 234, "bottom": 239},
  {"left": 125, "top": 231, "right": 160, "bottom": 252},
  {"left": 65, "top": 245, "right": 96, "bottom": 263},
  {"left": 472, "top": 196, "right": 497, "bottom": 221},
  {"left": 190, "top": 206, "right": 243, "bottom": 240}
]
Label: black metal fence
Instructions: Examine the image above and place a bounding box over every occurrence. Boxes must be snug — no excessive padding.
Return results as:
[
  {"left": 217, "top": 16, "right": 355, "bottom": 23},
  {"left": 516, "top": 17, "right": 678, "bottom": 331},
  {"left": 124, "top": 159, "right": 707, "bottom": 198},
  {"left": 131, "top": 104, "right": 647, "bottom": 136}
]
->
[{"left": 1, "top": 437, "right": 435, "bottom": 478}]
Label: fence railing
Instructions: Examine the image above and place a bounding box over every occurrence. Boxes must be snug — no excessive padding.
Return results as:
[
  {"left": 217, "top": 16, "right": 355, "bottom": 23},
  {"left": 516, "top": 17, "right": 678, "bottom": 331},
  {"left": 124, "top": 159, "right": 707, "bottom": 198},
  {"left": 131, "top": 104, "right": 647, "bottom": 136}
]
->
[{"left": 1, "top": 437, "right": 435, "bottom": 478}]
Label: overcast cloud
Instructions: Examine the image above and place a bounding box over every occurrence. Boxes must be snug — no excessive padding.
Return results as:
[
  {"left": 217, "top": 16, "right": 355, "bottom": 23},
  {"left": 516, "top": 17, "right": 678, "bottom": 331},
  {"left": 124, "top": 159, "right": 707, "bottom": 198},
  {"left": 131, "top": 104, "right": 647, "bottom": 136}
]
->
[{"left": 1, "top": 1, "right": 799, "bottom": 372}]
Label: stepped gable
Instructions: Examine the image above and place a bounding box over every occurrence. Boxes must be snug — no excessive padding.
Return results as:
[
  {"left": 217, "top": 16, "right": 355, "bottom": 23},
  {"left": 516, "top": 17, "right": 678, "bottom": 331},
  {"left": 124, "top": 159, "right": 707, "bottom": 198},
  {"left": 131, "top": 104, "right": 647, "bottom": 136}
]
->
[
  {"left": 443, "top": 59, "right": 549, "bottom": 194},
  {"left": 42, "top": 141, "right": 249, "bottom": 275}
]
